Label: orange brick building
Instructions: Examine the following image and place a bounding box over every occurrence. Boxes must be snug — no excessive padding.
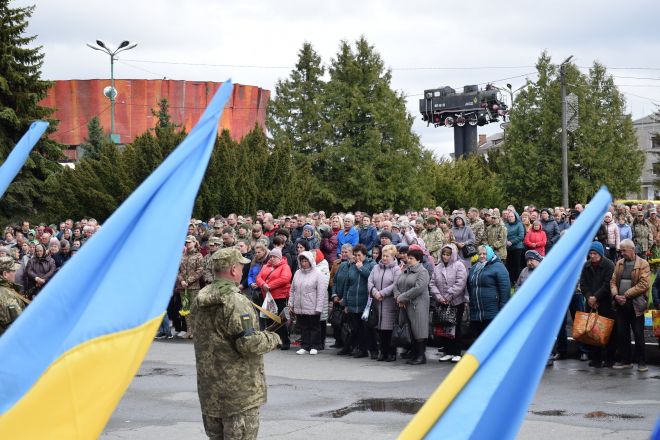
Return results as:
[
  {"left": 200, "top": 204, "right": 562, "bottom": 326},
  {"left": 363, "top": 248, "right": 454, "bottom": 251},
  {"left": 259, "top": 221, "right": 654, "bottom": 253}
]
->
[{"left": 39, "top": 79, "right": 269, "bottom": 160}]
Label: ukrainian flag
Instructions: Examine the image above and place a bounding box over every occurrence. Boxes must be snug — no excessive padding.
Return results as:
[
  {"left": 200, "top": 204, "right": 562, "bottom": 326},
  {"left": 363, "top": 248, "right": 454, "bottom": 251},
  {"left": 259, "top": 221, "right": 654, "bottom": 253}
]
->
[
  {"left": 0, "top": 81, "right": 233, "bottom": 439},
  {"left": 399, "top": 188, "right": 611, "bottom": 440},
  {"left": 0, "top": 120, "right": 49, "bottom": 197}
]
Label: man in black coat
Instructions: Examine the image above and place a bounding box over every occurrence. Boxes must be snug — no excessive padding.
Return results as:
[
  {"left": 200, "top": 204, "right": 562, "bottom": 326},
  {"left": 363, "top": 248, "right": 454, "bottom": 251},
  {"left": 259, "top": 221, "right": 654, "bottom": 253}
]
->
[
  {"left": 540, "top": 209, "right": 560, "bottom": 255},
  {"left": 579, "top": 241, "right": 616, "bottom": 367}
]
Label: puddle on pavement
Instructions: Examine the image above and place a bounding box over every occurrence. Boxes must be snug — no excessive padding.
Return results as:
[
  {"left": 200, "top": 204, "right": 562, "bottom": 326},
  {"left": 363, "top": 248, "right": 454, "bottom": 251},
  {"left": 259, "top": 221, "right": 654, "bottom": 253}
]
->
[
  {"left": 584, "top": 411, "right": 643, "bottom": 419},
  {"left": 135, "top": 367, "right": 182, "bottom": 377},
  {"left": 531, "top": 410, "right": 567, "bottom": 416},
  {"left": 317, "top": 398, "right": 425, "bottom": 418}
]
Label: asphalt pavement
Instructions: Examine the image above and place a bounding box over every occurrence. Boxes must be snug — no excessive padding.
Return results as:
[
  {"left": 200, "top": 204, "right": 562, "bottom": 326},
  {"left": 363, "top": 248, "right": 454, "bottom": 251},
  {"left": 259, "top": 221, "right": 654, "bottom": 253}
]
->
[{"left": 101, "top": 338, "right": 660, "bottom": 439}]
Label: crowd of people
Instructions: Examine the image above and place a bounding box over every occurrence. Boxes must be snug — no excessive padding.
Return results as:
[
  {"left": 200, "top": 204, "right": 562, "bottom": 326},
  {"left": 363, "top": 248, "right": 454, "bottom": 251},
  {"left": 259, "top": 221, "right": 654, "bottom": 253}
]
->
[{"left": 1, "top": 204, "right": 659, "bottom": 370}]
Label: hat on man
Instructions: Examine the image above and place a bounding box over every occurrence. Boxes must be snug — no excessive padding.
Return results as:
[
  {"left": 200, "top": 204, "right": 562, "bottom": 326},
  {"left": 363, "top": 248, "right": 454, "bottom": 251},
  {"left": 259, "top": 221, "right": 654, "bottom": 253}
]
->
[
  {"left": 185, "top": 235, "right": 197, "bottom": 243},
  {"left": 208, "top": 237, "right": 222, "bottom": 246},
  {"left": 211, "top": 247, "right": 251, "bottom": 269},
  {"left": 0, "top": 256, "right": 19, "bottom": 272},
  {"left": 589, "top": 241, "right": 605, "bottom": 257},
  {"left": 425, "top": 216, "right": 437, "bottom": 225},
  {"left": 524, "top": 250, "right": 543, "bottom": 263}
]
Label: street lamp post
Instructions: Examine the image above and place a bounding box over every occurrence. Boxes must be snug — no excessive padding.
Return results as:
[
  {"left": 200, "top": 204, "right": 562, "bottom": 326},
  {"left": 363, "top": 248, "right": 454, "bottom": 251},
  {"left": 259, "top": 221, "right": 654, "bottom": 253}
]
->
[
  {"left": 560, "top": 55, "right": 574, "bottom": 209},
  {"left": 87, "top": 40, "right": 138, "bottom": 143}
]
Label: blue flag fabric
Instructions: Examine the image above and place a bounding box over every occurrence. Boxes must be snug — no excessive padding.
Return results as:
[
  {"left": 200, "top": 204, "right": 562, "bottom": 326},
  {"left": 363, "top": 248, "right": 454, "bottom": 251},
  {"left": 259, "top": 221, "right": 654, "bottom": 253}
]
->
[
  {"left": 0, "top": 121, "right": 49, "bottom": 198},
  {"left": 0, "top": 81, "right": 233, "bottom": 439},
  {"left": 399, "top": 188, "right": 611, "bottom": 440}
]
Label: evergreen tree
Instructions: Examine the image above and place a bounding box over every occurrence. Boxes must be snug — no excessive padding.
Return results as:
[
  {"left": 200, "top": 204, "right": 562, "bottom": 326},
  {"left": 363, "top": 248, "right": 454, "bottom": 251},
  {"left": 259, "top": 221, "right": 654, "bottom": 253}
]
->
[
  {"left": 80, "top": 116, "right": 106, "bottom": 160},
  {"left": 321, "top": 37, "right": 430, "bottom": 212},
  {"left": 433, "top": 155, "right": 505, "bottom": 211},
  {"left": 496, "top": 53, "right": 643, "bottom": 207},
  {"left": 0, "top": 1, "right": 63, "bottom": 222}
]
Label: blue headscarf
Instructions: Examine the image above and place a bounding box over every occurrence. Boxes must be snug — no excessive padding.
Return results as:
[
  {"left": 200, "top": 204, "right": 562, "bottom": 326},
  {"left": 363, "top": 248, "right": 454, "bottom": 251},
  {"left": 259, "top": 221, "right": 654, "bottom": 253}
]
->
[
  {"left": 482, "top": 245, "right": 496, "bottom": 262},
  {"left": 469, "top": 245, "right": 496, "bottom": 285}
]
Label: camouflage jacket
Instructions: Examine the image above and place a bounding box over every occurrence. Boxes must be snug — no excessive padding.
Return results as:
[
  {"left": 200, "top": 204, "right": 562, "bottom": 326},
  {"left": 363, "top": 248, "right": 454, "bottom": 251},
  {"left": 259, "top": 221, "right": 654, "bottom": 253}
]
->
[
  {"left": 486, "top": 223, "right": 508, "bottom": 261},
  {"left": 468, "top": 218, "right": 486, "bottom": 246},
  {"left": 0, "top": 280, "right": 24, "bottom": 337},
  {"left": 250, "top": 236, "right": 270, "bottom": 250},
  {"left": 202, "top": 253, "right": 214, "bottom": 285},
  {"left": 176, "top": 249, "right": 204, "bottom": 291},
  {"left": 419, "top": 228, "right": 445, "bottom": 261},
  {"left": 193, "top": 279, "right": 281, "bottom": 417}
]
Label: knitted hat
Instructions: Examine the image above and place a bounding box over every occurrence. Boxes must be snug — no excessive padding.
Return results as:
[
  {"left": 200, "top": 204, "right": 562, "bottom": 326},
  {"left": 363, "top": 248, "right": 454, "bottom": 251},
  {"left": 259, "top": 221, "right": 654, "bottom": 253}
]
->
[
  {"left": 589, "top": 241, "right": 605, "bottom": 257},
  {"left": 524, "top": 250, "right": 543, "bottom": 262},
  {"left": 269, "top": 247, "right": 283, "bottom": 259}
]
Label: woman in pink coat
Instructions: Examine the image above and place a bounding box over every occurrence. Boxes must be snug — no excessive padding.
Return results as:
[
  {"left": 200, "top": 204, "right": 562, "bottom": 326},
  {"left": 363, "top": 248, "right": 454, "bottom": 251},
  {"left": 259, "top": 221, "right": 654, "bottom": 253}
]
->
[
  {"left": 430, "top": 243, "right": 468, "bottom": 362},
  {"left": 288, "top": 251, "right": 328, "bottom": 355}
]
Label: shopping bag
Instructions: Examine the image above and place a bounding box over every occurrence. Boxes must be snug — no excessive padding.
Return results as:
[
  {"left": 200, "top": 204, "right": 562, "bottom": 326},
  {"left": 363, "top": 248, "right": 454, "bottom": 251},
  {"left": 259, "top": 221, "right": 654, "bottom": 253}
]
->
[
  {"left": 572, "top": 310, "right": 614, "bottom": 347},
  {"left": 653, "top": 310, "right": 660, "bottom": 338},
  {"left": 260, "top": 290, "right": 278, "bottom": 319}
]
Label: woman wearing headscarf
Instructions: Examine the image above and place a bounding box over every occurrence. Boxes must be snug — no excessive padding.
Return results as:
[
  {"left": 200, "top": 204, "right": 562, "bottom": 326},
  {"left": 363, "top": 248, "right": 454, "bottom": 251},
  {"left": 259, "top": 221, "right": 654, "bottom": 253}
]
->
[
  {"left": 394, "top": 248, "right": 430, "bottom": 365},
  {"left": 367, "top": 244, "right": 401, "bottom": 362},
  {"left": 24, "top": 244, "right": 56, "bottom": 299},
  {"left": 451, "top": 214, "right": 475, "bottom": 272},
  {"left": 430, "top": 243, "right": 468, "bottom": 363},
  {"left": 467, "top": 245, "right": 511, "bottom": 339},
  {"left": 288, "top": 251, "right": 328, "bottom": 355}
]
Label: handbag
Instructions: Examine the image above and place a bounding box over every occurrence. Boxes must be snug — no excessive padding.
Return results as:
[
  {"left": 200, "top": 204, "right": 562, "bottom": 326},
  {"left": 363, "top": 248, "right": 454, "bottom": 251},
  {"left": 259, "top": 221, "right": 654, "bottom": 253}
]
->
[
  {"left": 462, "top": 243, "right": 477, "bottom": 259},
  {"left": 367, "top": 300, "right": 379, "bottom": 328},
  {"left": 572, "top": 310, "right": 614, "bottom": 347},
  {"left": 329, "top": 304, "right": 344, "bottom": 327},
  {"left": 391, "top": 311, "right": 413, "bottom": 348},
  {"left": 432, "top": 304, "right": 457, "bottom": 326},
  {"left": 340, "top": 321, "right": 352, "bottom": 343}
]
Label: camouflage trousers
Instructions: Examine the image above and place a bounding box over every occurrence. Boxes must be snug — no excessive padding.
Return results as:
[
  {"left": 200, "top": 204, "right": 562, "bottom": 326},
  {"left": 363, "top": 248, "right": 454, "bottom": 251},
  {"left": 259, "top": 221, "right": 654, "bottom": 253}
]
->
[
  {"left": 202, "top": 408, "right": 260, "bottom": 440},
  {"left": 185, "top": 289, "right": 199, "bottom": 336}
]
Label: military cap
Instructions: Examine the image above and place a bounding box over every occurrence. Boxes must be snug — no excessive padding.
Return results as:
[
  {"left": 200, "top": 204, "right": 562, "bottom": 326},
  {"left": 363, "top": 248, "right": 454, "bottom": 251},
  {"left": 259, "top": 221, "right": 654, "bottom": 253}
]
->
[
  {"left": 211, "top": 247, "right": 250, "bottom": 269},
  {"left": 185, "top": 235, "right": 197, "bottom": 243},
  {"left": 207, "top": 236, "right": 222, "bottom": 246},
  {"left": 0, "top": 257, "right": 19, "bottom": 272}
]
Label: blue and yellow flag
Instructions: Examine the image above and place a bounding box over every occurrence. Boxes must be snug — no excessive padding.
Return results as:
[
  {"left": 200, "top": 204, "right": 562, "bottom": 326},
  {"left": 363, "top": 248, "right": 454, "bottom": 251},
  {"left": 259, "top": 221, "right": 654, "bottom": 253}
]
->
[
  {"left": 0, "top": 121, "right": 49, "bottom": 198},
  {"left": 399, "top": 188, "right": 611, "bottom": 440},
  {"left": 0, "top": 81, "right": 233, "bottom": 439}
]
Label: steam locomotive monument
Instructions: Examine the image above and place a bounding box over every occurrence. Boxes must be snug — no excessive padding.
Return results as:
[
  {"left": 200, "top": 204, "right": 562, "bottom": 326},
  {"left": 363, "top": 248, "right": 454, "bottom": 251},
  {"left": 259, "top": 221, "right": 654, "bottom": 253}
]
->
[{"left": 419, "top": 84, "right": 507, "bottom": 158}]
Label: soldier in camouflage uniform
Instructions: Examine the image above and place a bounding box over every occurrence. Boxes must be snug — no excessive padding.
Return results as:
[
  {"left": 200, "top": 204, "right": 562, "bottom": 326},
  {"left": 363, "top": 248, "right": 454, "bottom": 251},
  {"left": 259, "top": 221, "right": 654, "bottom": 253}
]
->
[
  {"left": 467, "top": 208, "right": 486, "bottom": 246},
  {"left": 193, "top": 247, "right": 281, "bottom": 440},
  {"left": 176, "top": 235, "right": 205, "bottom": 338},
  {"left": 202, "top": 237, "right": 222, "bottom": 287},
  {"left": 486, "top": 214, "right": 509, "bottom": 262},
  {"left": 419, "top": 216, "right": 444, "bottom": 261},
  {"left": 0, "top": 257, "right": 28, "bottom": 337}
]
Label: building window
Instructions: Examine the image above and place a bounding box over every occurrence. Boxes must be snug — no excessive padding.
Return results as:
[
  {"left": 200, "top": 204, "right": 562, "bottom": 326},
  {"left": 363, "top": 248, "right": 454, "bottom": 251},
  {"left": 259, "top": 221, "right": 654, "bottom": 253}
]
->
[
  {"left": 653, "top": 135, "right": 660, "bottom": 151},
  {"left": 653, "top": 163, "right": 660, "bottom": 176}
]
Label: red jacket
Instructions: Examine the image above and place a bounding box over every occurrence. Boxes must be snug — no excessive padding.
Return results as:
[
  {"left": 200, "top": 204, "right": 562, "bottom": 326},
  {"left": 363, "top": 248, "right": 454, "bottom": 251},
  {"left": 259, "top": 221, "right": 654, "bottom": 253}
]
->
[
  {"left": 524, "top": 228, "right": 547, "bottom": 256},
  {"left": 256, "top": 258, "right": 292, "bottom": 300}
]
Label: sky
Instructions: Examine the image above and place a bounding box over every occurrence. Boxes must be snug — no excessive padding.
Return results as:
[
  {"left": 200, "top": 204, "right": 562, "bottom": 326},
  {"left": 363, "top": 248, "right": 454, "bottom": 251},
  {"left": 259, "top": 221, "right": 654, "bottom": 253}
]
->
[{"left": 14, "top": 0, "right": 660, "bottom": 158}]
